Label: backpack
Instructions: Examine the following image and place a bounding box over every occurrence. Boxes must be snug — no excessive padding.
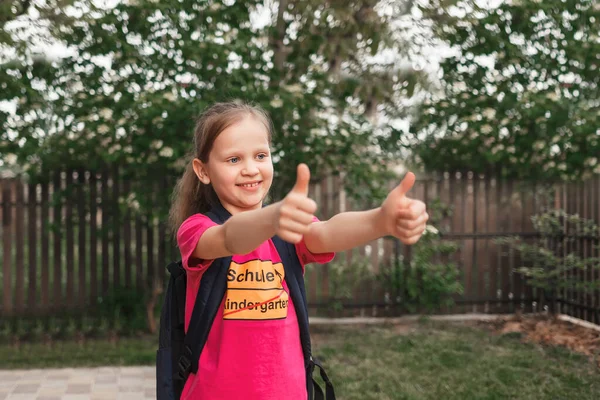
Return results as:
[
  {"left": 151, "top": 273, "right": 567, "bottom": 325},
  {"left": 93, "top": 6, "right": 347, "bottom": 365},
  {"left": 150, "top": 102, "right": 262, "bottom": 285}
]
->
[{"left": 156, "top": 203, "right": 335, "bottom": 400}]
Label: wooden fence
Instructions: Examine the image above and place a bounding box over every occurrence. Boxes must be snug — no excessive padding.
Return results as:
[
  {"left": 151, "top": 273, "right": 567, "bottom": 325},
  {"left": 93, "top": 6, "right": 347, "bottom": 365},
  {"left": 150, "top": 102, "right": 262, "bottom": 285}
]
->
[{"left": 1, "top": 170, "right": 599, "bottom": 324}]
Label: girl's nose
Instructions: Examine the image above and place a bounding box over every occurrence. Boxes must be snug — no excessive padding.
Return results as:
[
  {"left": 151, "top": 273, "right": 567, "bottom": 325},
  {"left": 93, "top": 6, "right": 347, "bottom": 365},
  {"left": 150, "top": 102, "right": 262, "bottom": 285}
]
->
[{"left": 241, "top": 161, "right": 259, "bottom": 175}]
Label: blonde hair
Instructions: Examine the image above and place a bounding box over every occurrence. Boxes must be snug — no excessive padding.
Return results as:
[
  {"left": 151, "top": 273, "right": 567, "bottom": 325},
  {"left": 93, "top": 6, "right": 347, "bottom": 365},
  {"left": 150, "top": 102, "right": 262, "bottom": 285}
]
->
[{"left": 168, "top": 102, "right": 273, "bottom": 237}]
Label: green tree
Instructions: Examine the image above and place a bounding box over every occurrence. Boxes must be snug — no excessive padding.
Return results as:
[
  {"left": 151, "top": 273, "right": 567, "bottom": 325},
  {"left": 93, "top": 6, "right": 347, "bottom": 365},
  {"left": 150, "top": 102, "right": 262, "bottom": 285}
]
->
[
  {"left": 409, "top": 0, "right": 600, "bottom": 181},
  {"left": 1, "top": 0, "right": 426, "bottom": 214}
]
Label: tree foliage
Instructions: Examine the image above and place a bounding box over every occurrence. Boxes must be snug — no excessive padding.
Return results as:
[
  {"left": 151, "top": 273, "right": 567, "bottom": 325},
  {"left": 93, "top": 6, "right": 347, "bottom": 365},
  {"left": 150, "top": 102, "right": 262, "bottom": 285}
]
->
[
  {"left": 1, "top": 0, "right": 425, "bottom": 214},
  {"left": 409, "top": 0, "right": 600, "bottom": 181}
]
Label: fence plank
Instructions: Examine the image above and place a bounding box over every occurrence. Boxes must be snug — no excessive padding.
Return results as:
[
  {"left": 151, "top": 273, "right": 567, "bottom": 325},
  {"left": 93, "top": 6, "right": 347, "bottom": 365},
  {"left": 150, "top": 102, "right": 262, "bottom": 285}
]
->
[
  {"left": 65, "top": 171, "right": 74, "bottom": 308},
  {"left": 89, "top": 172, "right": 98, "bottom": 306},
  {"left": 307, "top": 181, "right": 319, "bottom": 306},
  {"left": 112, "top": 165, "right": 121, "bottom": 288},
  {"left": 15, "top": 180, "right": 24, "bottom": 313},
  {"left": 101, "top": 168, "right": 110, "bottom": 297},
  {"left": 135, "top": 214, "right": 144, "bottom": 289},
  {"left": 147, "top": 209, "right": 155, "bottom": 289},
  {"left": 123, "top": 179, "right": 132, "bottom": 288},
  {"left": 578, "top": 181, "right": 585, "bottom": 320},
  {"left": 27, "top": 183, "right": 37, "bottom": 312},
  {"left": 52, "top": 171, "right": 63, "bottom": 311},
  {"left": 488, "top": 178, "right": 499, "bottom": 313},
  {"left": 592, "top": 175, "right": 600, "bottom": 324},
  {"left": 478, "top": 175, "right": 489, "bottom": 312},
  {"left": 40, "top": 180, "right": 49, "bottom": 310},
  {"left": 463, "top": 173, "right": 474, "bottom": 309},
  {"left": 2, "top": 182, "right": 13, "bottom": 315},
  {"left": 498, "top": 178, "right": 510, "bottom": 312},
  {"left": 514, "top": 186, "right": 526, "bottom": 312},
  {"left": 77, "top": 169, "right": 87, "bottom": 307}
]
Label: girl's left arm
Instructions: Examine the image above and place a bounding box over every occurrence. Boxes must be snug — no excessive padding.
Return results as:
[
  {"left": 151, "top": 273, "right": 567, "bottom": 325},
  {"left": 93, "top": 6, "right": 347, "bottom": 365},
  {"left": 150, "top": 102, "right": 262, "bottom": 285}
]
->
[{"left": 304, "top": 172, "right": 429, "bottom": 254}]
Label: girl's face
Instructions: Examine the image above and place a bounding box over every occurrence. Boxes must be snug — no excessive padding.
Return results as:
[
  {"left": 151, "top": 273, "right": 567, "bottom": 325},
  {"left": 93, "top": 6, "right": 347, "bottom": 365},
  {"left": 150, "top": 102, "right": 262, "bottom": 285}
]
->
[{"left": 193, "top": 115, "right": 274, "bottom": 215}]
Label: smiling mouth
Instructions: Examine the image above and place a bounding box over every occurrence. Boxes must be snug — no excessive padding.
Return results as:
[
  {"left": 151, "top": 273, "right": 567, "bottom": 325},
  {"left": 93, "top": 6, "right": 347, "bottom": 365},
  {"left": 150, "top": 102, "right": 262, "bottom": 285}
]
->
[{"left": 237, "top": 181, "right": 261, "bottom": 188}]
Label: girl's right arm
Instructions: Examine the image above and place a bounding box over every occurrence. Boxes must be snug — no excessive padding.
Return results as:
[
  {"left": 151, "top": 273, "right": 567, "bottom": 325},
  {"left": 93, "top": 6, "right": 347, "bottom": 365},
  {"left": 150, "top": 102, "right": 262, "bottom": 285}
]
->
[
  {"left": 194, "top": 205, "right": 279, "bottom": 260},
  {"left": 193, "top": 164, "right": 317, "bottom": 260}
]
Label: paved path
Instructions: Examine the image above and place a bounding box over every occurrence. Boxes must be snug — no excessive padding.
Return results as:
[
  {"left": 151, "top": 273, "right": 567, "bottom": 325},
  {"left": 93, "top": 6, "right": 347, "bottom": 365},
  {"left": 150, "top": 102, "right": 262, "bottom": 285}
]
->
[{"left": 0, "top": 366, "right": 155, "bottom": 400}]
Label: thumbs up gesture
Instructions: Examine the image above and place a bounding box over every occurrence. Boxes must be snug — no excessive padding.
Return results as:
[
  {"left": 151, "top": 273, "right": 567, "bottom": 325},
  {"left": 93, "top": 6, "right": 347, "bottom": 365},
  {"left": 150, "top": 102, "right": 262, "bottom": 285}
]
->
[
  {"left": 274, "top": 164, "right": 318, "bottom": 243},
  {"left": 380, "top": 172, "right": 429, "bottom": 245}
]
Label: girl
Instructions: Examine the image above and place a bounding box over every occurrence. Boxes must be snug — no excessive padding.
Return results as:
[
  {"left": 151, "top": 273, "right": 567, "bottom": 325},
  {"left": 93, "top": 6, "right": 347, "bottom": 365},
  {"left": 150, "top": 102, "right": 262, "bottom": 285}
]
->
[{"left": 169, "top": 101, "right": 428, "bottom": 400}]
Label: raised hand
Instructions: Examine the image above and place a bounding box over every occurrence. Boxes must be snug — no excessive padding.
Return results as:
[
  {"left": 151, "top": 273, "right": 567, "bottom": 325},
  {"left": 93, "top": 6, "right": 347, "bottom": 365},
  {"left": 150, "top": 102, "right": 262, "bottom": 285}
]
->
[
  {"left": 274, "top": 164, "right": 317, "bottom": 243},
  {"left": 379, "top": 172, "right": 428, "bottom": 245}
]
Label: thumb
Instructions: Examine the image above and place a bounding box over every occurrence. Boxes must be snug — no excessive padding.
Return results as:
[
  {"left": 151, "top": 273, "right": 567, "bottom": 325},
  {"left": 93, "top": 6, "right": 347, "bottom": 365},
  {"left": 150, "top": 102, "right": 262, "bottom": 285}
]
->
[
  {"left": 393, "top": 171, "right": 416, "bottom": 198},
  {"left": 291, "top": 163, "right": 310, "bottom": 196}
]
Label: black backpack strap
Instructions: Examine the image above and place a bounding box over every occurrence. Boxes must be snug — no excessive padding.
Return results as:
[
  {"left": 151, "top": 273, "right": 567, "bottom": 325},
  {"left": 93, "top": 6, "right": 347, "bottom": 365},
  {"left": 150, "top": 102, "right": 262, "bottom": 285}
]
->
[
  {"left": 271, "top": 237, "right": 336, "bottom": 400},
  {"left": 174, "top": 204, "right": 233, "bottom": 384},
  {"left": 310, "top": 357, "right": 335, "bottom": 400}
]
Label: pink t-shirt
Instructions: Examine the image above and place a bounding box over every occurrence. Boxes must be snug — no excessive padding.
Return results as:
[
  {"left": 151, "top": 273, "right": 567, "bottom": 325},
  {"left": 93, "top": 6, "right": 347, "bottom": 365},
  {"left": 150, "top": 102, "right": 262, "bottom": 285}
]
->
[{"left": 177, "top": 213, "right": 335, "bottom": 400}]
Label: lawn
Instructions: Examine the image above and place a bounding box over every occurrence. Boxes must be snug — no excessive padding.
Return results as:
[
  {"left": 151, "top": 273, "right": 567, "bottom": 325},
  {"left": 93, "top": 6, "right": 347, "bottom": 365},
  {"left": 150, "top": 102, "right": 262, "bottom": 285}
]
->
[{"left": 1, "top": 320, "right": 599, "bottom": 399}]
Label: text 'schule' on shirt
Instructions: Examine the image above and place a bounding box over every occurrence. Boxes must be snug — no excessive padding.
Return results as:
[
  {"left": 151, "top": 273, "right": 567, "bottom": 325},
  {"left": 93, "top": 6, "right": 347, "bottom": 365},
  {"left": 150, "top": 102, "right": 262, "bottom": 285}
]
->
[{"left": 177, "top": 213, "right": 334, "bottom": 400}]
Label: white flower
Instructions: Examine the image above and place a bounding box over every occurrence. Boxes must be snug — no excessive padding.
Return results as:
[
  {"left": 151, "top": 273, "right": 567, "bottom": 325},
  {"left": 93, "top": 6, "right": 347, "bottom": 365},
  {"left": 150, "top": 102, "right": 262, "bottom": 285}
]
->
[
  {"left": 117, "top": 118, "right": 127, "bottom": 126},
  {"left": 97, "top": 124, "right": 110, "bottom": 134},
  {"left": 481, "top": 124, "right": 493, "bottom": 134},
  {"left": 151, "top": 140, "right": 163, "bottom": 149},
  {"left": 159, "top": 147, "right": 174, "bottom": 158},
  {"left": 482, "top": 108, "right": 496, "bottom": 119},
  {"left": 124, "top": 145, "right": 133, "bottom": 153},
  {"left": 108, "top": 144, "right": 121, "bottom": 155},
  {"left": 594, "top": 164, "right": 600, "bottom": 174},
  {"left": 4, "top": 153, "right": 17, "bottom": 165},
  {"left": 163, "top": 92, "right": 177, "bottom": 102},
  {"left": 585, "top": 157, "right": 597, "bottom": 167},
  {"left": 454, "top": 82, "right": 467, "bottom": 92},
  {"left": 270, "top": 98, "right": 283, "bottom": 108},
  {"left": 283, "top": 84, "right": 303, "bottom": 94},
  {"left": 424, "top": 225, "right": 439, "bottom": 235},
  {"left": 546, "top": 92, "right": 559, "bottom": 101},
  {"left": 99, "top": 108, "right": 113, "bottom": 120},
  {"left": 507, "top": 145, "right": 516, "bottom": 154}
]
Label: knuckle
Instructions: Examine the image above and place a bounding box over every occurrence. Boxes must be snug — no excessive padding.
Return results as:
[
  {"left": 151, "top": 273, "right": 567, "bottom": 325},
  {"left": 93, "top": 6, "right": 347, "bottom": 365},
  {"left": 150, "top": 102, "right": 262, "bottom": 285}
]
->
[{"left": 279, "top": 205, "right": 291, "bottom": 217}]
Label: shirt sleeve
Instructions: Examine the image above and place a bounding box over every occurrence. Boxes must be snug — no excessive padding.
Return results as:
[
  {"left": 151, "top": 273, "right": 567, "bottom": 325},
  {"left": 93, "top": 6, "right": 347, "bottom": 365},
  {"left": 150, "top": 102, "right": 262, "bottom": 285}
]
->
[
  {"left": 294, "top": 216, "right": 335, "bottom": 270},
  {"left": 177, "top": 213, "right": 218, "bottom": 272}
]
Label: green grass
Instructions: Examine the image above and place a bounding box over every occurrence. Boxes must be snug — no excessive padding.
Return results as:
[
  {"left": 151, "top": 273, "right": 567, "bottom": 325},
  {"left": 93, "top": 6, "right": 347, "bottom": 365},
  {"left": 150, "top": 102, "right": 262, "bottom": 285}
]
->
[
  {"left": 1, "top": 322, "right": 599, "bottom": 399},
  {"left": 311, "top": 322, "right": 600, "bottom": 400},
  {"left": 0, "top": 336, "right": 158, "bottom": 368}
]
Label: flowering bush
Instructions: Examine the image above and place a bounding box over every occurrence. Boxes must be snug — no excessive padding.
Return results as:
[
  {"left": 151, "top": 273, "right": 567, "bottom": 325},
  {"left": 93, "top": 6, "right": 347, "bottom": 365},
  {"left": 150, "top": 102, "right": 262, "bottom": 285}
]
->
[{"left": 495, "top": 209, "right": 600, "bottom": 312}]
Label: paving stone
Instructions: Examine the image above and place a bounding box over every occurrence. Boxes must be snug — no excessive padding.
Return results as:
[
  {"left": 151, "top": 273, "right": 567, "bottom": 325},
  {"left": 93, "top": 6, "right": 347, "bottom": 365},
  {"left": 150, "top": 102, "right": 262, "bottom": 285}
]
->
[
  {"left": 66, "top": 384, "right": 91, "bottom": 394},
  {"left": 12, "top": 384, "right": 39, "bottom": 394}
]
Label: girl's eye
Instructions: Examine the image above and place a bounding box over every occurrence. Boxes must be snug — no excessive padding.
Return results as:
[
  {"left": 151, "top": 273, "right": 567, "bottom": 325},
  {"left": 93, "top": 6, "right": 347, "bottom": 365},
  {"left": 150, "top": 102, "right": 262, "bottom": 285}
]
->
[
  {"left": 257, "top": 153, "right": 267, "bottom": 160},
  {"left": 228, "top": 157, "right": 239, "bottom": 164}
]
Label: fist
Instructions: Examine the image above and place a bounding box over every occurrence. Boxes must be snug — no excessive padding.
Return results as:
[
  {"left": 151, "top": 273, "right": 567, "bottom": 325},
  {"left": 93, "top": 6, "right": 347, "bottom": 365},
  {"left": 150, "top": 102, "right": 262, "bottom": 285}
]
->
[
  {"left": 274, "top": 164, "right": 317, "bottom": 243},
  {"left": 380, "top": 172, "right": 429, "bottom": 245}
]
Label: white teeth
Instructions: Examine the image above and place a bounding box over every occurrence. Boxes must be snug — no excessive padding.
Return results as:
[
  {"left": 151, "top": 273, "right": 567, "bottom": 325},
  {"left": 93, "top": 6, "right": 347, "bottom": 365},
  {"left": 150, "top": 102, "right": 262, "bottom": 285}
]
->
[{"left": 239, "top": 182, "right": 259, "bottom": 188}]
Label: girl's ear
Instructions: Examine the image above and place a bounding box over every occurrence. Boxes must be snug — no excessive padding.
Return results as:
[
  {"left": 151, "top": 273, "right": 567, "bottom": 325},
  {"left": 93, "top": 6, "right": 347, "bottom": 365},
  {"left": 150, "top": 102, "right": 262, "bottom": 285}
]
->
[{"left": 192, "top": 158, "right": 211, "bottom": 185}]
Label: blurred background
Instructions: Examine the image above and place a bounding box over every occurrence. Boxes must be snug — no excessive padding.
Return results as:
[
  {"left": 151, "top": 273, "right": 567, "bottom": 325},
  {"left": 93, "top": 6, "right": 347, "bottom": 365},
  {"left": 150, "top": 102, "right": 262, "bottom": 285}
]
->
[{"left": 1, "top": 0, "right": 600, "bottom": 398}]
